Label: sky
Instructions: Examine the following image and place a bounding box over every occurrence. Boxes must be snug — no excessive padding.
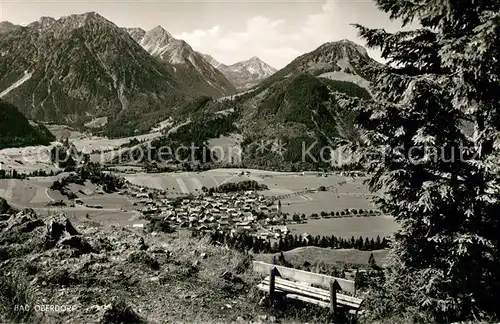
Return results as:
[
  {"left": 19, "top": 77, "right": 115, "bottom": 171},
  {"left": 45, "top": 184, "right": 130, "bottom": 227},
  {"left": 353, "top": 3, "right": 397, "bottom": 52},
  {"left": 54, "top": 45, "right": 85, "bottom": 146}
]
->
[{"left": 0, "top": 0, "right": 412, "bottom": 69}]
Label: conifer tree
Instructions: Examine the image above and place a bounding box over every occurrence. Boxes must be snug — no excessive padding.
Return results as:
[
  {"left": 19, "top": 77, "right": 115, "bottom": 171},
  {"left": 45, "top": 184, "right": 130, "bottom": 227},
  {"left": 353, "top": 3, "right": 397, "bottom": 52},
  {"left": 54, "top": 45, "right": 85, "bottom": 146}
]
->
[
  {"left": 351, "top": 0, "right": 500, "bottom": 321},
  {"left": 368, "top": 252, "right": 376, "bottom": 269}
]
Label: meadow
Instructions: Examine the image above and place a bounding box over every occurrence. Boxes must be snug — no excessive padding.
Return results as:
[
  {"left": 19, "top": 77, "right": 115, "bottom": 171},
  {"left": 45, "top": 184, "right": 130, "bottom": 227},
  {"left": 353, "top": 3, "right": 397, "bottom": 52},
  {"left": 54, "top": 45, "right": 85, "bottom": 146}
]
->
[
  {"left": 257, "top": 246, "right": 390, "bottom": 267},
  {"left": 124, "top": 169, "right": 377, "bottom": 214},
  {"left": 288, "top": 216, "right": 399, "bottom": 239}
]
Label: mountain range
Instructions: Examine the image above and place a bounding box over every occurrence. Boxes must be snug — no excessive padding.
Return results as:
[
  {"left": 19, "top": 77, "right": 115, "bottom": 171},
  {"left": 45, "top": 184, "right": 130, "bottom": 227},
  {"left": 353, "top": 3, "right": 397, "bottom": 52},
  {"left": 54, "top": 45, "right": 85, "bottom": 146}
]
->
[
  {"left": 0, "top": 22, "right": 20, "bottom": 35},
  {"left": 0, "top": 12, "right": 379, "bottom": 164},
  {"left": 123, "top": 26, "right": 237, "bottom": 97},
  {"left": 201, "top": 54, "right": 277, "bottom": 90},
  {"left": 0, "top": 12, "right": 192, "bottom": 137},
  {"left": 162, "top": 39, "right": 377, "bottom": 169},
  {"left": 0, "top": 13, "right": 278, "bottom": 138}
]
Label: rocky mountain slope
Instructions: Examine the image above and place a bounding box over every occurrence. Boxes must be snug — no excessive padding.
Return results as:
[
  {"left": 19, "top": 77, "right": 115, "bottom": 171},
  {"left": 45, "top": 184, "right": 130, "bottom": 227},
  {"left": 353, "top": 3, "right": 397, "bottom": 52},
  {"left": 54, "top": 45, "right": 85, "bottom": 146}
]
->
[
  {"left": 200, "top": 53, "right": 226, "bottom": 70},
  {"left": 0, "top": 13, "right": 191, "bottom": 136},
  {"left": 122, "top": 27, "right": 146, "bottom": 43},
  {"left": 0, "top": 198, "right": 14, "bottom": 214},
  {"left": 167, "top": 40, "right": 376, "bottom": 169},
  {"left": 0, "top": 21, "right": 20, "bottom": 35},
  {"left": 201, "top": 55, "right": 277, "bottom": 91},
  {"left": 0, "top": 100, "right": 55, "bottom": 149},
  {"left": 263, "top": 39, "right": 377, "bottom": 92},
  {"left": 126, "top": 26, "right": 237, "bottom": 97}
]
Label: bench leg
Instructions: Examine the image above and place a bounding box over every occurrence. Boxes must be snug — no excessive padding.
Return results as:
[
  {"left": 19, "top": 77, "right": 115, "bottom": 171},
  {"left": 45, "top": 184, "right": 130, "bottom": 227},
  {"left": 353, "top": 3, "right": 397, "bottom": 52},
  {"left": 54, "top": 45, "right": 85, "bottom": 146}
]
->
[
  {"left": 269, "top": 268, "right": 275, "bottom": 297},
  {"left": 329, "top": 281, "right": 337, "bottom": 318}
]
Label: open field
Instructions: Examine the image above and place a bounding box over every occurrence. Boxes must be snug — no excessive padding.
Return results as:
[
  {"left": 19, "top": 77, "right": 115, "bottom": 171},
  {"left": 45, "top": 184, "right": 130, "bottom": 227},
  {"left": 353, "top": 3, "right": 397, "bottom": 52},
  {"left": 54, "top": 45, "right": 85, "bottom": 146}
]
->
[
  {"left": 0, "top": 177, "right": 143, "bottom": 228},
  {"left": 45, "top": 124, "right": 86, "bottom": 139},
  {"left": 72, "top": 132, "right": 162, "bottom": 153},
  {"left": 124, "top": 169, "right": 376, "bottom": 214},
  {"left": 0, "top": 178, "right": 59, "bottom": 208},
  {"left": 257, "top": 246, "right": 389, "bottom": 267},
  {"left": 123, "top": 170, "right": 260, "bottom": 194},
  {"left": 0, "top": 144, "right": 59, "bottom": 173},
  {"left": 288, "top": 216, "right": 399, "bottom": 239},
  {"left": 280, "top": 193, "right": 375, "bottom": 214},
  {"left": 0, "top": 124, "right": 167, "bottom": 172},
  {"left": 76, "top": 193, "right": 135, "bottom": 209},
  {"left": 124, "top": 169, "right": 368, "bottom": 192},
  {"left": 84, "top": 116, "right": 108, "bottom": 128},
  {"left": 63, "top": 209, "right": 144, "bottom": 227}
]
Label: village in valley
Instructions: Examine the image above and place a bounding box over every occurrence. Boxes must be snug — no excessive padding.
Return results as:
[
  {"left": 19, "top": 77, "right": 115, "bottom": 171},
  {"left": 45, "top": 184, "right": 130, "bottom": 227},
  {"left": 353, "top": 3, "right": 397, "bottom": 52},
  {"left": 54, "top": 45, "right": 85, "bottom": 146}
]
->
[
  {"left": 129, "top": 183, "right": 290, "bottom": 239},
  {"left": 4, "top": 0, "right": 493, "bottom": 321}
]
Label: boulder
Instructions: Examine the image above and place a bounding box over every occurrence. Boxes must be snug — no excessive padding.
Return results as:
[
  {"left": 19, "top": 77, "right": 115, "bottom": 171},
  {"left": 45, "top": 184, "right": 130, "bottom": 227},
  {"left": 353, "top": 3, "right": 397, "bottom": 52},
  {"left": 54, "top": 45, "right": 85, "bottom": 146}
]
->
[
  {"left": 0, "top": 208, "right": 44, "bottom": 240},
  {"left": 100, "top": 300, "right": 144, "bottom": 324},
  {"left": 57, "top": 235, "right": 95, "bottom": 255},
  {"left": 0, "top": 197, "right": 13, "bottom": 214},
  {"left": 137, "top": 237, "right": 148, "bottom": 251},
  {"left": 127, "top": 251, "right": 160, "bottom": 270},
  {"left": 44, "top": 214, "right": 80, "bottom": 248}
]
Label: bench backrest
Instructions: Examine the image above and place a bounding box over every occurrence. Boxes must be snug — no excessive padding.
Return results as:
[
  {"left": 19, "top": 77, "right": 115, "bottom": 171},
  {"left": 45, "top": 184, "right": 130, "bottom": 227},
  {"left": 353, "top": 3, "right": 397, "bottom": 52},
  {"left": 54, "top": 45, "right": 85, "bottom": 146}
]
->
[{"left": 253, "top": 261, "right": 355, "bottom": 294}]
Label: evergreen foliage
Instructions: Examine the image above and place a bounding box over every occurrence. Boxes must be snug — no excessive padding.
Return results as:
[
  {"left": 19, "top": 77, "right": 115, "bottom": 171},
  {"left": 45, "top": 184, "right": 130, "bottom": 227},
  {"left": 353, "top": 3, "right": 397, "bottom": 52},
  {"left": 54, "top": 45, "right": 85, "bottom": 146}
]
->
[
  {"left": 50, "top": 162, "right": 124, "bottom": 198},
  {"left": 351, "top": 1, "right": 500, "bottom": 321},
  {"left": 0, "top": 100, "right": 55, "bottom": 149},
  {"left": 209, "top": 180, "right": 268, "bottom": 193},
  {"left": 120, "top": 113, "right": 238, "bottom": 165},
  {"left": 203, "top": 231, "right": 388, "bottom": 254},
  {"left": 0, "top": 197, "right": 14, "bottom": 214}
]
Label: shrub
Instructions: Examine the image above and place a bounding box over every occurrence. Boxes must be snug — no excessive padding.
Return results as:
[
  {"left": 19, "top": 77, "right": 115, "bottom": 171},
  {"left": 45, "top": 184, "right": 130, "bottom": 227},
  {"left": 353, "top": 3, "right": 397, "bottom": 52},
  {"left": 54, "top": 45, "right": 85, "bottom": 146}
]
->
[
  {"left": 127, "top": 251, "right": 160, "bottom": 270},
  {"left": 146, "top": 218, "right": 174, "bottom": 234}
]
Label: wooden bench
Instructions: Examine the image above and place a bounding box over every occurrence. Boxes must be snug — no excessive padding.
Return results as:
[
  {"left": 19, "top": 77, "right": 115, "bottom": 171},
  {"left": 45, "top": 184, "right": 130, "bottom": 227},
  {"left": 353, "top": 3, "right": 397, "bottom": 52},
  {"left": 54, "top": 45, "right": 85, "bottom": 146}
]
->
[{"left": 253, "top": 261, "right": 363, "bottom": 314}]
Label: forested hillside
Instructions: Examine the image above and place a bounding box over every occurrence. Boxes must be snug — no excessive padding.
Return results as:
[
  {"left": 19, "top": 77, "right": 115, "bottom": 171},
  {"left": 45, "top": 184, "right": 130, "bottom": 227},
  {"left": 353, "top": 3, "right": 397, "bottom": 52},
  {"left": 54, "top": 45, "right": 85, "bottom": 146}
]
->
[{"left": 0, "top": 100, "right": 54, "bottom": 149}]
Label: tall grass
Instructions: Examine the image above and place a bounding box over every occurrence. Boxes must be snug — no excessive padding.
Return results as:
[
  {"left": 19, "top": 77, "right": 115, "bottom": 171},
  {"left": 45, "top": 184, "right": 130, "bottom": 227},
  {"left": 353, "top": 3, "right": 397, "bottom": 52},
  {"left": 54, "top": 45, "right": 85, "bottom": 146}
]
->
[{"left": 0, "top": 273, "right": 39, "bottom": 323}]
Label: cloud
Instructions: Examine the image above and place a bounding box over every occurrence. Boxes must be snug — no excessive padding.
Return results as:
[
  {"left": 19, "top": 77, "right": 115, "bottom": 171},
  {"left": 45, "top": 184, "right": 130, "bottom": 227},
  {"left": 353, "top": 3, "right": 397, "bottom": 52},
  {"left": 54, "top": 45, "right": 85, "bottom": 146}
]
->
[
  {"left": 175, "top": 15, "right": 295, "bottom": 67},
  {"left": 175, "top": 0, "right": 404, "bottom": 68},
  {"left": 175, "top": 25, "right": 220, "bottom": 48},
  {"left": 262, "top": 47, "right": 304, "bottom": 61}
]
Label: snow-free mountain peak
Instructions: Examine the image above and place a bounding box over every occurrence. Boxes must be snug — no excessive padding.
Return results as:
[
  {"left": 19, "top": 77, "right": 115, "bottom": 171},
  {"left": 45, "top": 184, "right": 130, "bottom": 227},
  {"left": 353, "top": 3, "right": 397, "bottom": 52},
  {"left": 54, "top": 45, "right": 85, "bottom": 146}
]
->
[
  {"left": 261, "top": 39, "right": 378, "bottom": 94},
  {"left": 199, "top": 53, "right": 227, "bottom": 70},
  {"left": 322, "top": 39, "right": 370, "bottom": 58},
  {"left": 27, "top": 12, "right": 120, "bottom": 38},
  {"left": 123, "top": 27, "right": 146, "bottom": 43},
  {"left": 232, "top": 56, "right": 278, "bottom": 77},
  {"left": 0, "top": 21, "right": 21, "bottom": 35},
  {"left": 139, "top": 26, "right": 179, "bottom": 58},
  {"left": 31, "top": 16, "right": 56, "bottom": 30},
  {"left": 147, "top": 25, "right": 173, "bottom": 39},
  {"left": 60, "top": 11, "right": 111, "bottom": 27},
  {"left": 201, "top": 55, "right": 277, "bottom": 91},
  {"left": 0, "top": 12, "right": 190, "bottom": 134},
  {"left": 127, "top": 26, "right": 237, "bottom": 97}
]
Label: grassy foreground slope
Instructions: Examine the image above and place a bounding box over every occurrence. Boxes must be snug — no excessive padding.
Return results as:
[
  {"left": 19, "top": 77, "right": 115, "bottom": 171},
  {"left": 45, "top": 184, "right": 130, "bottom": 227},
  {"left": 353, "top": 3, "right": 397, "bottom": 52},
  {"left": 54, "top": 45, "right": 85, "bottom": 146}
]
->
[
  {"left": 0, "top": 100, "right": 55, "bottom": 149},
  {"left": 257, "top": 246, "right": 388, "bottom": 268},
  {"left": 0, "top": 211, "right": 336, "bottom": 323}
]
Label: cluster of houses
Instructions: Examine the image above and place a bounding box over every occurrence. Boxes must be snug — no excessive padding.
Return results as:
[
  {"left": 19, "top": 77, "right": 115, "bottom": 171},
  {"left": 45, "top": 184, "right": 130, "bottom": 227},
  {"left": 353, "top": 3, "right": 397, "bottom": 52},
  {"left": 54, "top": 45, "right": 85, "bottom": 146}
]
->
[{"left": 126, "top": 185, "right": 290, "bottom": 239}]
